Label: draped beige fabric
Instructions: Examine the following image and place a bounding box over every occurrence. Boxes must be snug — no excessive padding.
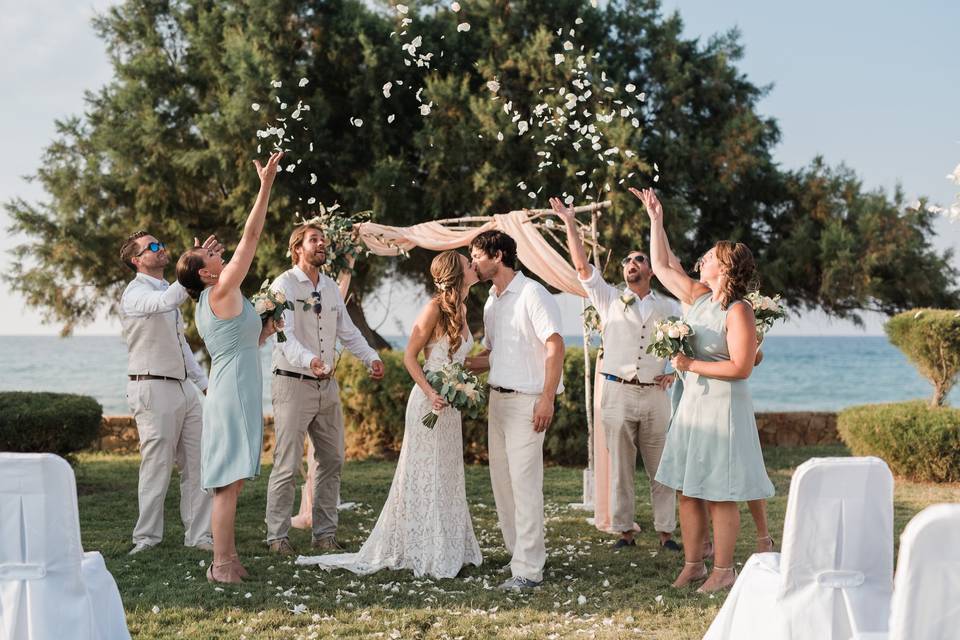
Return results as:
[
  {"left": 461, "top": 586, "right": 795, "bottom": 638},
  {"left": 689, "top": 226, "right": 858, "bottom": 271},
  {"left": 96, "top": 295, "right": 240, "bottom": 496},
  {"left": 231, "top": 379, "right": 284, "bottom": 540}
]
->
[{"left": 357, "top": 211, "right": 589, "bottom": 297}]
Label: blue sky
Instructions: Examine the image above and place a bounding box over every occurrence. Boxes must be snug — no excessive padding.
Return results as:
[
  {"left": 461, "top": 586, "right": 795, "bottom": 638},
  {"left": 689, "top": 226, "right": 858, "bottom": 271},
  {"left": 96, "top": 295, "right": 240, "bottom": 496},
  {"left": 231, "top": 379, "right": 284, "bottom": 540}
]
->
[{"left": 1, "top": 0, "right": 958, "bottom": 336}]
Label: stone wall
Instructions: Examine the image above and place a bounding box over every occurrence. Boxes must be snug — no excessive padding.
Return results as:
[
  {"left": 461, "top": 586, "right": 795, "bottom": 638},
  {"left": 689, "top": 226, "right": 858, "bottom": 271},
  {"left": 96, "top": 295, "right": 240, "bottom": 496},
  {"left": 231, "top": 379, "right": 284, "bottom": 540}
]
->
[{"left": 96, "top": 411, "right": 840, "bottom": 455}]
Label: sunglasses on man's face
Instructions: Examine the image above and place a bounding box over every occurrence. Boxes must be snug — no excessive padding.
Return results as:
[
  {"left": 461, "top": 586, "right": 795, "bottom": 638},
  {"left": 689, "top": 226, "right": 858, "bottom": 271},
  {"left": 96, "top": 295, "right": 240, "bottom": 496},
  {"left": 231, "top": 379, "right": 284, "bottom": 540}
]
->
[
  {"left": 135, "top": 241, "right": 165, "bottom": 256},
  {"left": 620, "top": 255, "right": 647, "bottom": 266}
]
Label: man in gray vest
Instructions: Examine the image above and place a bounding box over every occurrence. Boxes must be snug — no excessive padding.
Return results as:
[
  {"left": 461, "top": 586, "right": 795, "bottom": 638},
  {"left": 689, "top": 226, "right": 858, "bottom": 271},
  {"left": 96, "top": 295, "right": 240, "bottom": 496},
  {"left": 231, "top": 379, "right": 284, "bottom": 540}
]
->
[
  {"left": 265, "top": 222, "right": 384, "bottom": 555},
  {"left": 552, "top": 197, "right": 681, "bottom": 552},
  {"left": 119, "top": 231, "right": 219, "bottom": 554}
]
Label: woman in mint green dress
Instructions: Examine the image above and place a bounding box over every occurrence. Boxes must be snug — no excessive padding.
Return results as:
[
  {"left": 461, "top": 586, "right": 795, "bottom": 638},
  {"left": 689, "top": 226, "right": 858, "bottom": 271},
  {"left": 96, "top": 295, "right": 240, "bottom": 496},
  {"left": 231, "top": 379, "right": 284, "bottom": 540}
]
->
[
  {"left": 630, "top": 187, "right": 774, "bottom": 594},
  {"left": 176, "top": 151, "right": 284, "bottom": 584}
]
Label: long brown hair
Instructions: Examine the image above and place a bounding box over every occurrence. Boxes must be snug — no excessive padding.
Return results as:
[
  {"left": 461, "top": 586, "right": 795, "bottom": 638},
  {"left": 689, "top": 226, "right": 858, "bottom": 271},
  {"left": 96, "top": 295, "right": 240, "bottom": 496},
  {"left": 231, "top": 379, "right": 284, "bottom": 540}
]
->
[
  {"left": 430, "top": 251, "right": 467, "bottom": 360},
  {"left": 713, "top": 241, "right": 756, "bottom": 309},
  {"left": 176, "top": 248, "right": 207, "bottom": 301}
]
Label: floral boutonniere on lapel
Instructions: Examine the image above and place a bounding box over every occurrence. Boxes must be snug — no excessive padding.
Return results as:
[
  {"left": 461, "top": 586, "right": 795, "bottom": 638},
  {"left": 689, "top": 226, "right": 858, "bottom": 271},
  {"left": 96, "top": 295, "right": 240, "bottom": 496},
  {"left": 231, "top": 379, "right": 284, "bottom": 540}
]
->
[{"left": 619, "top": 290, "right": 637, "bottom": 312}]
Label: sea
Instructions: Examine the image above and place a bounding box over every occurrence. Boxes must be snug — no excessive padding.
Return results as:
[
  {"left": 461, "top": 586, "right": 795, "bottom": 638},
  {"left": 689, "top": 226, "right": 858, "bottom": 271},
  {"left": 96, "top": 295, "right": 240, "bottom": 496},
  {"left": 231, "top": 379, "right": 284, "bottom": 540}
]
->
[{"left": 0, "top": 335, "right": 950, "bottom": 415}]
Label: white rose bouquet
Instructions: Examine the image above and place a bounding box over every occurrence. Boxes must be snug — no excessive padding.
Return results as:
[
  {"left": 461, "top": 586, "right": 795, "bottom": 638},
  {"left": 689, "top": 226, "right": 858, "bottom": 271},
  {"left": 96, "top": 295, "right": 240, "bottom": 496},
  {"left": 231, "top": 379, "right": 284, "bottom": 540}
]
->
[
  {"left": 646, "top": 316, "right": 695, "bottom": 359},
  {"left": 745, "top": 291, "right": 786, "bottom": 343},
  {"left": 422, "top": 362, "right": 486, "bottom": 429},
  {"left": 250, "top": 279, "right": 294, "bottom": 342}
]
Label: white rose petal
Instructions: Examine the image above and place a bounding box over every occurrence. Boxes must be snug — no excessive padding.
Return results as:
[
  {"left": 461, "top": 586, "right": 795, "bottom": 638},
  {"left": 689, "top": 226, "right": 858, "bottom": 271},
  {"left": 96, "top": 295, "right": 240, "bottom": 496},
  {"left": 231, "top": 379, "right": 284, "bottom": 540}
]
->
[
  {"left": 625, "top": 83, "right": 636, "bottom": 93},
  {"left": 667, "top": 327, "right": 680, "bottom": 339},
  {"left": 387, "top": 114, "right": 396, "bottom": 123},
  {"left": 577, "top": 595, "right": 587, "bottom": 605},
  {"left": 310, "top": 173, "right": 317, "bottom": 185},
  {"left": 285, "top": 163, "right": 295, "bottom": 173},
  {"left": 151, "top": 605, "right": 160, "bottom": 614},
  {"left": 486, "top": 79, "right": 500, "bottom": 94},
  {"left": 382, "top": 82, "right": 393, "bottom": 98},
  {"left": 270, "top": 80, "right": 282, "bottom": 88},
  {"left": 420, "top": 103, "right": 432, "bottom": 116},
  {"left": 563, "top": 41, "right": 574, "bottom": 51},
  {"left": 396, "top": 4, "right": 408, "bottom": 14},
  {"left": 451, "top": 1, "right": 461, "bottom": 11},
  {"left": 554, "top": 53, "right": 565, "bottom": 66},
  {"left": 298, "top": 77, "right": 309, "bottom": 87},
  {"left": 457, "top": 22, "right": 470, "bottom": 32},
  {"left": 948, "top": 163, "right": 960, "bottom": 185},
  {"left": 251, "top": 103, "right": 260, "bottom": 111}
]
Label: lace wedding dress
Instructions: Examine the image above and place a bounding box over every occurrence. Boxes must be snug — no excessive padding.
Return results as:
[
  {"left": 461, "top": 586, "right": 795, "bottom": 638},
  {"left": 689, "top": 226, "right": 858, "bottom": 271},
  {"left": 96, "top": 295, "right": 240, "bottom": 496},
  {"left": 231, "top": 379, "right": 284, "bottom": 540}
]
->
[{"left": 296, "top": 333, "right": 482, "bottom": 579}]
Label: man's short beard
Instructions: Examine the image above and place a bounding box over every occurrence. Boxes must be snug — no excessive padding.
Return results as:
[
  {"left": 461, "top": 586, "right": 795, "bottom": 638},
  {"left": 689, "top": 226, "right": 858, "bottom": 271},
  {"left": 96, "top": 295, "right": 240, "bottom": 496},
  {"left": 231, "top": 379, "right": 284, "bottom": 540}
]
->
[
  {"left": 625, "top": 272, "right": 642, "bottom": 284},
  {"left": 305, "top": 251, "right": 326, "bottom": 266}
]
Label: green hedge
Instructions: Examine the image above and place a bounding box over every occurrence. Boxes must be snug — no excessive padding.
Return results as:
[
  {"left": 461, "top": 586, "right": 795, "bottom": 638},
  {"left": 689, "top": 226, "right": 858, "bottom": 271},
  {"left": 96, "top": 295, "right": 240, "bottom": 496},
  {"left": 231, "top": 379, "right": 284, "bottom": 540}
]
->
[
  {"left": 0, "top": 392, "right": 103, "bottom": 460},
  {"left": 837, "top": 400, "right": 960, "bottom": 482},
  {"left": 885, "top": 309, "right": 960, "bottom": 406},
  {"left": 337, "top": 347, "right": 596, "bottom": 465}
]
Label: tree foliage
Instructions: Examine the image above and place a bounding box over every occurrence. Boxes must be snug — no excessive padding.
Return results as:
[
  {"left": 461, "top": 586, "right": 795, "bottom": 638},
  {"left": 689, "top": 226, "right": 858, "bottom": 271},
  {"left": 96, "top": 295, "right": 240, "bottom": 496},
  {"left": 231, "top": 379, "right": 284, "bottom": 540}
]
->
[
  {"left": 6, "top": 0, "right": 957, "bottom": 340},
  {"left": 886, "top": 309, "right": 960, "bottom": 407}
]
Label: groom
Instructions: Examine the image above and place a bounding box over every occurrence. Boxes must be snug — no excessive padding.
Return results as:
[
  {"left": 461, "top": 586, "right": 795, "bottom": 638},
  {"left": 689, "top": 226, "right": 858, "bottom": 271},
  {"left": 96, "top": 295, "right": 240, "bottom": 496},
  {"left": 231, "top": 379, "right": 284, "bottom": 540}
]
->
[{"left": 468, "top": 230, "right": 565, "bottom": 590}]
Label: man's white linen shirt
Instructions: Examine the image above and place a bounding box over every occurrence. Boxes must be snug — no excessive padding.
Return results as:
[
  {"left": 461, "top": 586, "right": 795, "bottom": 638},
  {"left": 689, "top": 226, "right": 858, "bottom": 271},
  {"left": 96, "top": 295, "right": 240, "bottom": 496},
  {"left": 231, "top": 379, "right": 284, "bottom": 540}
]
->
[
  {"left": 272, "top": 266, "right": 381, "bottom": 370},
  {"left": 120, "top": 274, "right": 209, "bottom": 390},
  {"left": 482, "top": 271, "right": 565, "bottom": 395},
  {"left": 579, "top": 265, "right": 680, "bottom": 382}
]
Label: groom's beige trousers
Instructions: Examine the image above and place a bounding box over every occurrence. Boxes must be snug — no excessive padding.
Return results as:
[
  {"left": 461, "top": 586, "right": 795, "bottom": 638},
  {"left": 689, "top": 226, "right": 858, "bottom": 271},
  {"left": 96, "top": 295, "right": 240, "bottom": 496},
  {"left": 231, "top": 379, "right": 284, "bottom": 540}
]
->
[
  {"left": 600, "top": 380, "right": 676, "bottom": 534},
  {"left": 128, "top": 379, "right": 212, "bottom": 547},
  {"left": 266, "top": 375, "right": 344, "bottom": 543},
  {"left": 488, "top": 390, "right": 546, "bottom": 583}
]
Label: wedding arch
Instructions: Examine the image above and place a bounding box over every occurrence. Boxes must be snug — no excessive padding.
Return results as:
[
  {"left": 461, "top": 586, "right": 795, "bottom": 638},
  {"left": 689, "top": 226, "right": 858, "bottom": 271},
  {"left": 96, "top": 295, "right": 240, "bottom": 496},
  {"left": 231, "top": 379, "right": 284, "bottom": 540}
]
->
[{"left": 348, "top": 201, "right": 614, "bottom": 517}]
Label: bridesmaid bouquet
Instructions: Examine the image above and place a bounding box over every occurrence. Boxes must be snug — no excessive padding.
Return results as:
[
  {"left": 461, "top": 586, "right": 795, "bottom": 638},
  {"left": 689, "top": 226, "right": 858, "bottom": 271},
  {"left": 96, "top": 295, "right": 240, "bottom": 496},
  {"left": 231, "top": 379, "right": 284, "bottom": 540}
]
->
[
  {"left": 251, "top": 279, "right": 294, "bottom": 342},
  {"left": 422, "top": 363, "right": 486, "bottom": 429},
  {"left": 646, "top": 317, "right": 695, "bottom": 358},
  {"left": 745, "top": 291, "right": 786, "bottom": 343}
]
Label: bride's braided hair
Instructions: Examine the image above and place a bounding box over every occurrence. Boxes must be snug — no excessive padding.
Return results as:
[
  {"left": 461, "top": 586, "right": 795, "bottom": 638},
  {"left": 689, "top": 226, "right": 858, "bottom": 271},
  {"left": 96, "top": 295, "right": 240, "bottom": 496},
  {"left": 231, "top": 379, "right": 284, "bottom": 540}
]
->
[
  {"left": 713, "top": 241, "right": 757, "bottom": 309},
  {"left": 430, "top": 251, "right": 466, "bottom": 361}
]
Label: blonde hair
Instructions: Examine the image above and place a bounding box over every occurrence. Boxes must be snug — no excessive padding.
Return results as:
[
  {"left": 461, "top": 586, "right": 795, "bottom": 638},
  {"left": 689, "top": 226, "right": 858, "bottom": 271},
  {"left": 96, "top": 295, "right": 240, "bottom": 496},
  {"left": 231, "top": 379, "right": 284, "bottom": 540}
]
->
[
  {"left": 713, "top": 241, "right": 756, "bottom": 309},
  {"left": 288, "top": 223, "right": 324, "bottom": 264},
  {"left": 430, "top": 251, "right": 466, "bottom": 360}
]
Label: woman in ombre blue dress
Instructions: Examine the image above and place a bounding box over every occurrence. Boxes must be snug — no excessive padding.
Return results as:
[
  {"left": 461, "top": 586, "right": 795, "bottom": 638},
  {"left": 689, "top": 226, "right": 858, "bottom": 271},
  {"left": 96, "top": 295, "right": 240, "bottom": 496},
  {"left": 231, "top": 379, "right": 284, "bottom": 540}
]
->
[
  {"left": 630, "top": 187, "right": 774, "bottom": 594},
  {"left": 176, "top": 151, "right": 284, "bottom": 583}
]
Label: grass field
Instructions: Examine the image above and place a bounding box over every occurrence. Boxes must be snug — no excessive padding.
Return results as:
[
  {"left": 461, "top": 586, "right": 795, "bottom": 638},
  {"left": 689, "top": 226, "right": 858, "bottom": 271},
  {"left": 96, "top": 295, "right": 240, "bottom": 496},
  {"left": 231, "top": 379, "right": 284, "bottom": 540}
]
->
[{"left": 74, "top": 445, "right": 959, "bottom": 639}]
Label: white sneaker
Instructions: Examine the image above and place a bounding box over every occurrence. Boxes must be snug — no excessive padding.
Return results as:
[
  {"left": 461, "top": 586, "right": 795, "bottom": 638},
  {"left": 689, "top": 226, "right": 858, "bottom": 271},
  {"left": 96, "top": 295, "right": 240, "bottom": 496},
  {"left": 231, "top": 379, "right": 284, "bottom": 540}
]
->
[
  {"left": 498, "top": 576, "right": 542, "bottom": 590},
  {"left": 128, "top": 542, "right": 156, "bottom": 555}
]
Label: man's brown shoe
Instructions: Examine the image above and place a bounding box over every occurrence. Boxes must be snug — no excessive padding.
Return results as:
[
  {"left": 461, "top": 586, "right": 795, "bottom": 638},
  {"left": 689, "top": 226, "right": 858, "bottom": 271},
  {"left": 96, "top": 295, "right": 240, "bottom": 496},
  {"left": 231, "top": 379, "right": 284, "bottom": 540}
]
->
[
  {"left": 311, "top": 536, "right": 344, "bottom": 551},
  {"left": 268, "top": 538, "right": 297, "bottom": 556}
]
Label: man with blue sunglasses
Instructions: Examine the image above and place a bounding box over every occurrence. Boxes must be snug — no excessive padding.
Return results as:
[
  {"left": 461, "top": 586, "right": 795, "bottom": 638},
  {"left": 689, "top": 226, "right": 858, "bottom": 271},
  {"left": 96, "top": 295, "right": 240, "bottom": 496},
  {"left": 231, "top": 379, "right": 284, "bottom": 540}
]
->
[{"left": 119, "top": 231, "right": 222, "bottom": 556}]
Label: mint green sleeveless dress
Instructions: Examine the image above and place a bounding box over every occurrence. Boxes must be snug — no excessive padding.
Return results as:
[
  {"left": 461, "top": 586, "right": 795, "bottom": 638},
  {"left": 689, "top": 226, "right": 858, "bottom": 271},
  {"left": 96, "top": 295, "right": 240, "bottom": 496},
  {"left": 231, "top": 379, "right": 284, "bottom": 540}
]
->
[
  {"left": 196, "top": 289, "right": 263, "bottom": 490},
  {"left": 655, "top": 293, "right": 774, "bottom": 501}
]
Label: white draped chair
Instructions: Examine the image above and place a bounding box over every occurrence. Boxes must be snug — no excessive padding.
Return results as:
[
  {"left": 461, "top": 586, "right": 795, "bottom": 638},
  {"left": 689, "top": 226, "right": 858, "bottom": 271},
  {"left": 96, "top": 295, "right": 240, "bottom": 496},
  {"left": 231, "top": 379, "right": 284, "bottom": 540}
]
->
[
  {"left": 0, "top": 453, "right": 130, "bottom": 640},
  {"left": 703, "top": 456, "right": 894, "bottom": 640},
  {"left": 852, "top": 503, "right": 960, "bottom": 640}
]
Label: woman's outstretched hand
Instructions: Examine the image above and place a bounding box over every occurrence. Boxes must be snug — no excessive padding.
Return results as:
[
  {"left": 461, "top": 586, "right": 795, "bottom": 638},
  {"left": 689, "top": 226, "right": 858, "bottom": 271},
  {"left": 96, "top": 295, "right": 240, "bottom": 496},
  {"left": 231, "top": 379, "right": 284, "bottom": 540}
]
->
[
  {"left": 253, "top": 151, "right": 284, "bottom": 189},
  {"left": 628, "top": 187, "right": 663, "bottom": 224}
]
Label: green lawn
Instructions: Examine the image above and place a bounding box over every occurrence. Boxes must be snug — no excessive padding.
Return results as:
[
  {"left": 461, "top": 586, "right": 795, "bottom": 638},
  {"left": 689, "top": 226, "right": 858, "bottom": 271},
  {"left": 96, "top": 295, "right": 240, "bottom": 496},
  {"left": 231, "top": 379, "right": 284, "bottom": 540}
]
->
[{"left": 75, "top": 446, "right": 959, "bottom": 639}]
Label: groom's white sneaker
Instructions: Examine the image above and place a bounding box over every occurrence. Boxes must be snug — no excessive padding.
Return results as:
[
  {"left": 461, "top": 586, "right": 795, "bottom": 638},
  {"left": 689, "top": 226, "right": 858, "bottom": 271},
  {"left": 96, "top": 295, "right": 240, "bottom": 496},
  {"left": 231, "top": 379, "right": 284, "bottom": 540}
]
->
[{"left": 498, "top": 576, "right": 541, "bottom": 590}]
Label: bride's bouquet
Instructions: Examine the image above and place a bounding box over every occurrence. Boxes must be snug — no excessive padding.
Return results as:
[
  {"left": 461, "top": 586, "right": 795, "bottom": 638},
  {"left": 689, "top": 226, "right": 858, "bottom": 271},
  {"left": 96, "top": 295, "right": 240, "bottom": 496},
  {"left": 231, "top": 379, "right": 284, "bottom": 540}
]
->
[
  {"left": 745, "top": 291, "right": 786, "bottom": 343},
  {"left": 251, "top": 279, "right": 294, "bottom": 342},
  {"left": 422, "top": 362, "right": 486, "bottom": 429},
  {"left": 646, "top": 317, "right": 695, "bottom": 359}
]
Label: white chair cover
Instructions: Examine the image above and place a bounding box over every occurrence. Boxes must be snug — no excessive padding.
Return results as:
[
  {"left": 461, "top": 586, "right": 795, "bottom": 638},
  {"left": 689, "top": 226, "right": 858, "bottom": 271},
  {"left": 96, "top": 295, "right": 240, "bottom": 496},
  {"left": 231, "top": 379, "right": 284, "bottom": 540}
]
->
[
  {"left": 0, "top": 453, "right": 129, "bottom": 640},
  {"left": 704, "top": 456, "right": 894, "bottom": 640},
  {"left": 884, "top": 504, "right": 960, "bottom": 640}
]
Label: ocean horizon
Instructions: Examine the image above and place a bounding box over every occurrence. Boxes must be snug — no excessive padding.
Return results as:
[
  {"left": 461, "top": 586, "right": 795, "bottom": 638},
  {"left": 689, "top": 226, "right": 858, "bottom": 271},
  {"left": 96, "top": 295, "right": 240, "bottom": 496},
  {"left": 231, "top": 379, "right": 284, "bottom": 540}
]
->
[{"left": 0, "top": 335, "right": 950, "bottom": 415}]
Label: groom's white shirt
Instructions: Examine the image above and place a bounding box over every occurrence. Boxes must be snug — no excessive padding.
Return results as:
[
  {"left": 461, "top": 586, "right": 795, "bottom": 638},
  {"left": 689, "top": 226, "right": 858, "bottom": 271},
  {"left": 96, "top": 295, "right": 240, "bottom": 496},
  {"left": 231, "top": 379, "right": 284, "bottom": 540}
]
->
[{"left": 482, "top": 271, "right": 564, "bottom": 395}]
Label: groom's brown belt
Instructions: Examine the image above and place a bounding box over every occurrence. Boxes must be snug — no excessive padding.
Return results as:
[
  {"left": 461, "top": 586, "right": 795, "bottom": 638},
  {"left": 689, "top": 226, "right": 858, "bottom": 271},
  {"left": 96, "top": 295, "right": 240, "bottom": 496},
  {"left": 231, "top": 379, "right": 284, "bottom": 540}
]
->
[
  {"left": 273, "top": 368, "right": 330, "bottom": 382},
  {"left": 602, "top": 373, "right": 657, "bottom": 387}
]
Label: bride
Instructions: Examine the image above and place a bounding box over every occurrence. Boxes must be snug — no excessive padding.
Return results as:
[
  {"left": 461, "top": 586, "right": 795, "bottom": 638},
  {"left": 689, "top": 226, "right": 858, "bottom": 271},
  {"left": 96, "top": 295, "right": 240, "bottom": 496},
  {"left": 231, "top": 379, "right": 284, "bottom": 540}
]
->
[{"left": 296, "top": 250, "right": 483, "bottom": 579}]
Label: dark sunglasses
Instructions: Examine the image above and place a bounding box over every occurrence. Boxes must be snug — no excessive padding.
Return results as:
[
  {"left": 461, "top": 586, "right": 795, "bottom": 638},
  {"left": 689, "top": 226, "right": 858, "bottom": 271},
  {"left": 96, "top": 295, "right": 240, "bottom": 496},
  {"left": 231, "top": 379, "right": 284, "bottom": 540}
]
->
[
  {"left": 308, "top": 291, "right": 322, "bottom": 315},
  {"left": 620, "top": 255, "right": 647, "bottom": 265},
  {"left": 135, "top": 241, "right": 165, "bottom": 256}
]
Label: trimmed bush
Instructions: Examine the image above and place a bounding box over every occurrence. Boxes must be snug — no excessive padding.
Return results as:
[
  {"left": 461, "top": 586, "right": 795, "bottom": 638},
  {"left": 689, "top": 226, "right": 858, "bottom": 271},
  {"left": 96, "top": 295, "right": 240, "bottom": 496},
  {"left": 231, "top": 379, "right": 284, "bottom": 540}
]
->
[
  {"left": 886, "top": 309, "right": 960, "bottom": 406},
  {"left": 0, "top": 392, "right": 103, "bottom": 460},
  {"left": 337, "top": 347, "right": 595, "bottom": 465},
  {"left": 837, "top": 400, "right": 960, "bottom": 482}
]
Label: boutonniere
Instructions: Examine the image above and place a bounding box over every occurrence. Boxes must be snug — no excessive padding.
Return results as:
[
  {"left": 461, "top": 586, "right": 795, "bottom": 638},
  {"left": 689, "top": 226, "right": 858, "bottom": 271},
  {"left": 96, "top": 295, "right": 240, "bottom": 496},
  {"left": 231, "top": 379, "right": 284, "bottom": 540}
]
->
[{"left": 619, "top": 291, "right": 636, "bottom": 312}]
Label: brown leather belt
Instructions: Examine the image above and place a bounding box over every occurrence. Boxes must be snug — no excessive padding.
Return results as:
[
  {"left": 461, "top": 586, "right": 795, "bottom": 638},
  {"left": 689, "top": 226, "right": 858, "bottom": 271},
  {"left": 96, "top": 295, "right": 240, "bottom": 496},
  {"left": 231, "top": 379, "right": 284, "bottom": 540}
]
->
[
  {"left": 602, "top": 374, "right": 657, "bottom": 387},
  {"left": 274, "top": 368, "right": 330, "bottom": 382},
  {"left": 129, "top": 374, "right": 182, "bottom": 382},
  {"left": 489, "top": 385, "right": 519, "bottom": 394}
]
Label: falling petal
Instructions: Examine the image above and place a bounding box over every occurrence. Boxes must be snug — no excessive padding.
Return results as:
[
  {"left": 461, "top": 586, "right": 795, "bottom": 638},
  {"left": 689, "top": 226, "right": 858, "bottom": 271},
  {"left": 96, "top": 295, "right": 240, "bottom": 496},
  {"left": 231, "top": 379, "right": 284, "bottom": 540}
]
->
[
  {"left": 382, "top": 82, "right": 393, "bottom": 98},
  {"left": 625, "top": 83, "right": 636, "bottom": 93},
  {"left": 387, "top": 114, "right": 396, "bottom": 123},
  {"left": 451, "top": 1, "right": 461, "bottom": 11},
  {"left": 310, "top": 173, "right": 317, "bottom": 185},
  {"left": 457, "top": 22, "right": 471, "bottom": 32},
  {"left": 298, "top": 77, "right": 309, "bottom": 87},
  {"left": 251, "top": 103, "right": 260, "bottom": 111},
  {"left": 554, "top": 53, "right": 565, "bottom": 66},
  {"left": 396, "top": 4, "right": 408, "bottom": 14}
]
